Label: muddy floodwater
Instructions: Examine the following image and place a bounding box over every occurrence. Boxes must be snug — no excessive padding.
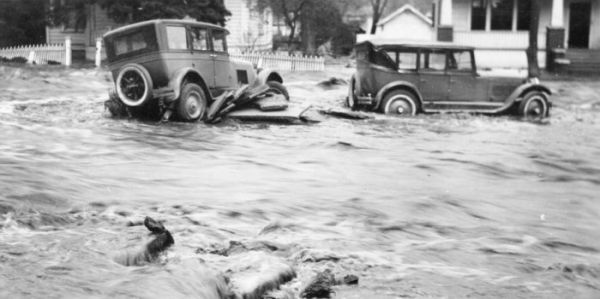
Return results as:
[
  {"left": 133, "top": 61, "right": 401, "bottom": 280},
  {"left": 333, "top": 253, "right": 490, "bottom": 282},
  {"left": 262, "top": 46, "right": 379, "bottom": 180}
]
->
[{"left": 1, "top": 65, "right": 599, "bottom": 298}]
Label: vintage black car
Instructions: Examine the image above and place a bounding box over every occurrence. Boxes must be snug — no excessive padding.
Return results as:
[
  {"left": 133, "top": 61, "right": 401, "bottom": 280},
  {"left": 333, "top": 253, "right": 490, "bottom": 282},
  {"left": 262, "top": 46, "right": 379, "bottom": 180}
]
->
[
  {"left": 103, "top": 19, "right": 287, "bottom": 121},
  {"left": 348, "top": 40, "right": 552, "bottom": 120}
]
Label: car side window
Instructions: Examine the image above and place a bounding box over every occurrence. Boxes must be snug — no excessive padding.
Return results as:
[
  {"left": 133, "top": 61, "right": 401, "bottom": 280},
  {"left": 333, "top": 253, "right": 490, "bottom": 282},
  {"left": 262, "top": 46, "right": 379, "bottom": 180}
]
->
[
  {"left": 191, "top": 27, "right": 209, "bottom": 51},
  {"left": 428, "top": 51, "right": 446, "bottom": 71},
  {"left": 398, "top": 52, "right": 418, "bottom": 71},
  {"left": 385, "top": 51, "right": 417, "bottom": 71},
  {"left": 449, "top": 50, "right": 473, "bottom": 72},
  {"left": 212, "top": 30, "right": 227, "bottom": 52},
  {"left": 166, "top": 26, "right": 188, "bottom": 50},
  {"left": 419, "top": 51, "right": 446, "bottom": 72}
]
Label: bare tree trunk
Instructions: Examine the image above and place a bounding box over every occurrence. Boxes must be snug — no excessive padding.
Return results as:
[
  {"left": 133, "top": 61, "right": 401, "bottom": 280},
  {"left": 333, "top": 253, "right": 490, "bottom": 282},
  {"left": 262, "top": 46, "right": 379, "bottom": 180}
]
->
[
  {"left": 301, "top": 10, "right": 316, "bottom": 55},
  {"left": 527, "top": 0, "right": 541, "bottom": 78},
  {"left": 369, "top": 0, "right": 388, "bottom": 34},
  {"left": 288, "top": 25, "right": 296, "bottom": 50}
]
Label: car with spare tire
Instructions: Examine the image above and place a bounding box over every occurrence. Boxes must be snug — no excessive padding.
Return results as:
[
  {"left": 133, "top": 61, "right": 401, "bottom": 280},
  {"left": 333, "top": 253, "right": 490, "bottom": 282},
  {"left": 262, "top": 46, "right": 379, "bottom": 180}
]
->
[
  {"left": 347, "top": 39, "right": 552, "bottom": 120},
  {"left": 103, "top": 19, "right": 288, "bottom": 121}
]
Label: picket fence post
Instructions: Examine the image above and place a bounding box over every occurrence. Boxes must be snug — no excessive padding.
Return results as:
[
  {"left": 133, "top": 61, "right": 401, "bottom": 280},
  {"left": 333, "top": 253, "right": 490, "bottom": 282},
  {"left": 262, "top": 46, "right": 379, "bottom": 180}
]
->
[
  {"left": 65, "top": 36, "right": 72, "bottom": 67},
  {"left": 95, "top": 37, "right": 102, "bottom": 68}
]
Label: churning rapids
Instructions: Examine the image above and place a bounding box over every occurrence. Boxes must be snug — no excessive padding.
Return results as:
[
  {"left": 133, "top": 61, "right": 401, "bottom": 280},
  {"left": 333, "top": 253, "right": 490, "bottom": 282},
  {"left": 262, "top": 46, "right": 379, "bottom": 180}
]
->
[{"left": 0, "top": 65, "right": 599, "bottom": 298}]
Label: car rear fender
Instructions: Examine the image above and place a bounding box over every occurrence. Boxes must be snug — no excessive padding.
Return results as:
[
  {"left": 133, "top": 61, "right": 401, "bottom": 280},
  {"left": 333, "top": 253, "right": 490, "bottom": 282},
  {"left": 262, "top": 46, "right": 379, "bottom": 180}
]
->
[
  {"left": 506, "top": 83, "right": 552, "bottom": 105},
  {"left": 256, "top": 68, "right": 284, "bottom": 85},
  {"left": 375, "top": 81, "right": 423, "bottom": 111},
  {"left": 169, "top": 68, "right": 211, "bottom": 102}
]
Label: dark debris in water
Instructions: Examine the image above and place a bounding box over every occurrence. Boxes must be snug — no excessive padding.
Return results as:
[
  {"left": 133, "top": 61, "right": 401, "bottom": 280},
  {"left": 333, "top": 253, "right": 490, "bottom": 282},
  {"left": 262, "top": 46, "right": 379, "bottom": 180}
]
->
[
  {"left": 300, "top": 269, "right": 359, "bottom": 299},
  {"left": 542, "top": 240, "right": 599, "bottom": 253},
  {"left": 114, "top": 216, "right": 174, "bottom": 267},
  {"left": 548, "top": 263, "right": 600, "bottom": 280}
]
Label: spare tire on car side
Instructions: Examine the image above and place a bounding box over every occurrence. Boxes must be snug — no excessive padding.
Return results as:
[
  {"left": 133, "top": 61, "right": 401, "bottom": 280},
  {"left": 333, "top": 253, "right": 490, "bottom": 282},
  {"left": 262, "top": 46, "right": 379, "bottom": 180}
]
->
[{"left": 115, "top": 63, "right": 153, "bottom": 107}]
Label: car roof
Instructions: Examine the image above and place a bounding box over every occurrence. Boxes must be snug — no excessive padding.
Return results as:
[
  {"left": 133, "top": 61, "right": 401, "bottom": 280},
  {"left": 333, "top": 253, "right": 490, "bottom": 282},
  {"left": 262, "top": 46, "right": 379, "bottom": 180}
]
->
[
  {"left": 357, "top": 38, "right": 475, "bottom": 51},
  {"left": 103, "top": 19, "right": 228, "bottom": 38}
]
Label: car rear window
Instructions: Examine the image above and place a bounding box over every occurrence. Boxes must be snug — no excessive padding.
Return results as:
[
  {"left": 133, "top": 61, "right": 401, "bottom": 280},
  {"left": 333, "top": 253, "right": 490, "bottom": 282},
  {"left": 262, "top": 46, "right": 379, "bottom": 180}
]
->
[{"left": 106, "top": 25, "right": 157, "bottom": 60}]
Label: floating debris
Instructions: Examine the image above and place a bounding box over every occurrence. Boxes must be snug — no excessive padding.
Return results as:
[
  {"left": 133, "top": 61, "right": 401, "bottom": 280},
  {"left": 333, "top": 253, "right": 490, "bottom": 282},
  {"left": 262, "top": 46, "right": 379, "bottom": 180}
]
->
[
  {"left": 300, "top": 269, "right": 359, "bottom": 298},
  {"left": 114, "top": 216, "right": 174, "bottom": 266}
]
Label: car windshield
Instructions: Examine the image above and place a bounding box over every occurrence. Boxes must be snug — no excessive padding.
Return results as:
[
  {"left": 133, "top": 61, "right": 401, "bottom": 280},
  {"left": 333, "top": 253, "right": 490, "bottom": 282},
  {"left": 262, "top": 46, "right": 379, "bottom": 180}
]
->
[{"left": 107, "top": 25, "right": 158, "bottom": 60}]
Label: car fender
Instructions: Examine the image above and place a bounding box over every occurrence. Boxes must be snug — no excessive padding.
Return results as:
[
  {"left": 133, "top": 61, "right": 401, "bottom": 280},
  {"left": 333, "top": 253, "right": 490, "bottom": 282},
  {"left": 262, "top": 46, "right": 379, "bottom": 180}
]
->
[
  {"left": 256, "top": 68, "right": 284, "bottom": 85},
  {"left": 168, "top": 67, "right": 211, "bottom": 101},
  {"left": 505, "top": 83, "right": 552, "bottom": 105},
  {"left": 374, "top": 81, "right": 424, "bottom": 111}
]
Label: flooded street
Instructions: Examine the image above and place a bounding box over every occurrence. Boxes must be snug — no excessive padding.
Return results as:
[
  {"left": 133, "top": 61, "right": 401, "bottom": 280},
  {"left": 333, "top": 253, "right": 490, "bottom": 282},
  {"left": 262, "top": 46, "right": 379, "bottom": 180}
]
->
[{"left": 1, "top": 65, "right": 600, "bottom": 298}]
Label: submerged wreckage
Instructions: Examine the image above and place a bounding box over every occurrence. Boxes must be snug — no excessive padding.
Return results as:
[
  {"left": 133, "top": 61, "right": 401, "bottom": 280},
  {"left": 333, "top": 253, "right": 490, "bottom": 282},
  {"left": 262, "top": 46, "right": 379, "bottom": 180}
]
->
[{"left": 103, "top": 19, "right": 310, "bottom": 123}]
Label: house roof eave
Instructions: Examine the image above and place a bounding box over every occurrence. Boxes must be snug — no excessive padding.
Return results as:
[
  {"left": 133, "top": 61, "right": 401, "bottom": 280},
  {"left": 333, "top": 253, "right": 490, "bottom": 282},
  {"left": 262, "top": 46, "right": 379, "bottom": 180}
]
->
[{"left": 377, "top": 4, "right": 432, "bottom": 27}]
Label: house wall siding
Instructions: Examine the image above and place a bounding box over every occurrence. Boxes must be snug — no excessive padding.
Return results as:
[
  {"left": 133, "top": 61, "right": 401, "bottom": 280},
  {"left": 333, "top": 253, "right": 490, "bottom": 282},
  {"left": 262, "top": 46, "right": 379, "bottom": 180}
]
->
[
  {"left": 449, "top": 0, "right": 555, "bottom": 68},
  {"left": 47, "top": 3, "right": 119, "bottom": 57},
  {"left": 225, "top": 0, "right": 273, "bottom": 51},
  {"left": 378, "top": 12, "right": 433, "bottom": 41},
  {"left": 46, "top": 28, "right": 87, "bottom": 48}
]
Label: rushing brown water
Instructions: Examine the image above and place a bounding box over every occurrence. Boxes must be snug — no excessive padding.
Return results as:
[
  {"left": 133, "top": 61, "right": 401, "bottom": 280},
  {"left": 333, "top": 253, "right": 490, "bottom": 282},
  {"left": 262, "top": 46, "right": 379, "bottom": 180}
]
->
[{"left": 1, "top": 65, "right": 599, "bottom": 298}]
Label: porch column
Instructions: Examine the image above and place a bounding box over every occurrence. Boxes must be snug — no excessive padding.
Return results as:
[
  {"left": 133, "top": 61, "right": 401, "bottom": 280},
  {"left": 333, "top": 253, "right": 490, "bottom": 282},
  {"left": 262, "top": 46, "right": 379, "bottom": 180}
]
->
[
  {"left": 551, "top": 0, "right": 564, "bottom": 27},
  {"left": 547, "top": 0, "right": 566, "bottom": 70},
  {"left": 438, "top": 0, "right": 454, "bottom": 42}
]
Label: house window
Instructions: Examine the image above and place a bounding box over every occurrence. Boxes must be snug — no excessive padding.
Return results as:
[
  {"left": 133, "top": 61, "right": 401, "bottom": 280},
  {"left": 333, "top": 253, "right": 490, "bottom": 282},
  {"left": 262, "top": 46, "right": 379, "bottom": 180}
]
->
[
  {"left": 516, "top": 0, "right": 531, "bottom": 30},
  {"left": 471, "top": 0, "right": 530, "bottom": 31},
  {"left": 491, "top": 0, "right": 513, "bottom": 30},
  {"left": 50, "top": 0, "right": 86, "bottom": 33},
  {"left": 471, "top": 0, "right": 486, "bottom": 30}
]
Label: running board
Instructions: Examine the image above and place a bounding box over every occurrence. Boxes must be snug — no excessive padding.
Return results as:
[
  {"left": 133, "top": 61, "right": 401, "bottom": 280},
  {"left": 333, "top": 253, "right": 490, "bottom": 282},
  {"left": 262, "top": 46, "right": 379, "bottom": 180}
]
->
[{"left": 423, "top": 101, "right": 504, "bottom": 112}]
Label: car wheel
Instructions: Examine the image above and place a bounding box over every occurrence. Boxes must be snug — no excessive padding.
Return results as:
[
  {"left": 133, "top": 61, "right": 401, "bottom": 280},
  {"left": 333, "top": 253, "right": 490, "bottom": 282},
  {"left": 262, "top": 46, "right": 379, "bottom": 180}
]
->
[
  {"left": 519, "top": 91, "right": 548, "bottom": 121},
  {"left": 116, "top": 63, "right": 153, "bottom": 107},
  {"left": 346, "top": 76, "right": 359, "bottom": 110},
  {"left": 266, "top": 81, "right": 289, "bottom": 100},
  {"left": 177, "top": 83, "right": 208, "bottom": 122},
  {"left": 381, "top": 90, "right": 418, "bottom": 116}
]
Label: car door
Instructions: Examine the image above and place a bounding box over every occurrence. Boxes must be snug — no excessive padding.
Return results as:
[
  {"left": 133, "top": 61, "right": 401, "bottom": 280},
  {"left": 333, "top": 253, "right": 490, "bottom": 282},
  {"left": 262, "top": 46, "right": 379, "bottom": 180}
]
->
[
  {"left": 210, "top": 29, "right": 235, "bottom": 90},
  {"left": 189, "top": 26, "right": 216, "bottom": 87},
  {"left": 418, "top": 50, "right": 449, "bottom": 105},
  {"left": 447, "top": 50, "right": 489, "bottom": 103}
]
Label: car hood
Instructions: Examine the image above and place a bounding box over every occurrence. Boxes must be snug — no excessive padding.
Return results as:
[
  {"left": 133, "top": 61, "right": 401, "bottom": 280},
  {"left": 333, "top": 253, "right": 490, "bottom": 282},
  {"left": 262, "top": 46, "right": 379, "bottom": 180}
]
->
[{"left": 229, "top": 58, "right": 255, "bottom": 70}]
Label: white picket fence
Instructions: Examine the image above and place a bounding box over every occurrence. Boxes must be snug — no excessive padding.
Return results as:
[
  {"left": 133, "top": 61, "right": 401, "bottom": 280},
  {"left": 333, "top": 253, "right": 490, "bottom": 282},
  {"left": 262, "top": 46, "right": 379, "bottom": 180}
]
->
[
  {"left": 0, "top": 44, "right": 67, "bottom": 65},
  {"left": 230, "top": 51, "right": 325, "bottom": 72}
]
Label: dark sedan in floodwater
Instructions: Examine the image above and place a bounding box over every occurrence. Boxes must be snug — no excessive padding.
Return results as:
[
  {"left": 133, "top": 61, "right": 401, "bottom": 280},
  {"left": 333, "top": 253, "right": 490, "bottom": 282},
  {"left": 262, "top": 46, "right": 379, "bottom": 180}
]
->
[
  {"left": 103, "top": 19, "right": 287, "bottom": 122},
  {"left": 348, "top": 39, "right": 552, "bottom": 120}
]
